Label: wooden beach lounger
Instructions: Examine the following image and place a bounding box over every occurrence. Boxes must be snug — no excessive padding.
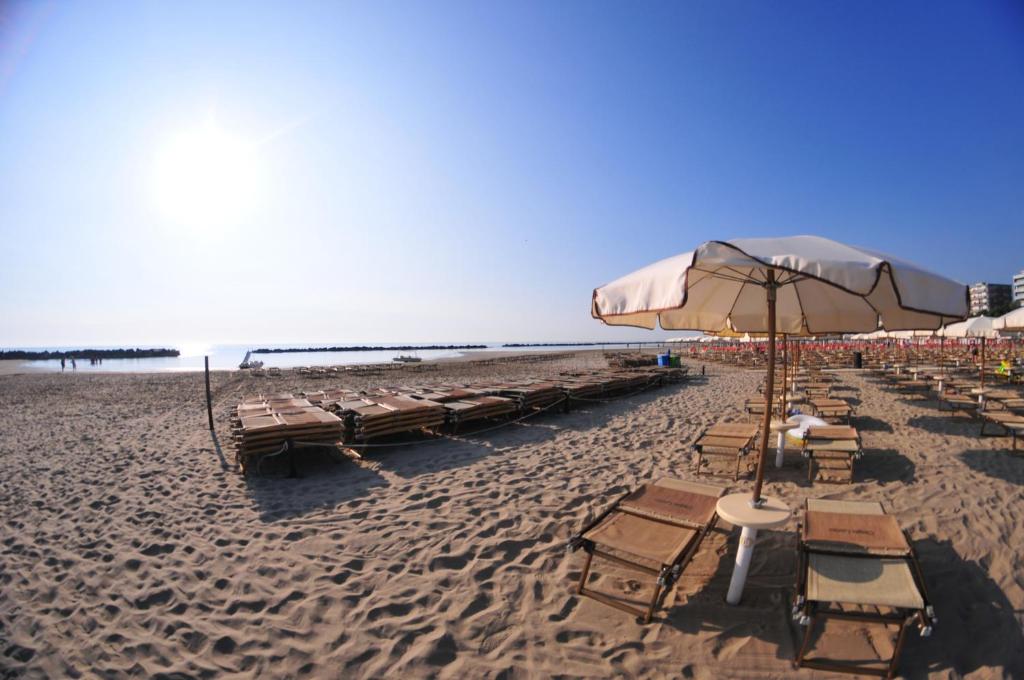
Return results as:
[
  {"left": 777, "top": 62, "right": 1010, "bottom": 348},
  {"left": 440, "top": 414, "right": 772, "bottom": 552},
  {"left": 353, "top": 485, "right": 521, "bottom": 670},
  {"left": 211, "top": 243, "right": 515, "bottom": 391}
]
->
[
  {"left": 692, "top": 422, "right": 760, "bottom": 480},
  {"left": 568, "top": 478, "right": 723, "bottom": 623},
  {"left": 809, "top": 398, "right": 854, "bottom": 424},
  {"left": 979, "top": 410, "right": 1024, "bottom": 452},
  {"left": 802, "top": 381, "right": 833, "bottom": 400},
  {"left": 793, "top": 499, "right": 935, "bottom": 678},
  {"left": 937, "top": 389, "right": 980, "bottom": 418},
  {"left": 802, "top": 425, "right": 862, "bottom": 483}
]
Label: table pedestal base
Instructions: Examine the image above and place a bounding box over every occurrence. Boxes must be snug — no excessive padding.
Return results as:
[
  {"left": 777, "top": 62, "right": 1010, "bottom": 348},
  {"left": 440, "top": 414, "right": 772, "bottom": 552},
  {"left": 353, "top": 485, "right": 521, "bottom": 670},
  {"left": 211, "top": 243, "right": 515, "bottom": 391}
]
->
[{"left": 726, "top": 526, "right": 757, "bottom": 605}]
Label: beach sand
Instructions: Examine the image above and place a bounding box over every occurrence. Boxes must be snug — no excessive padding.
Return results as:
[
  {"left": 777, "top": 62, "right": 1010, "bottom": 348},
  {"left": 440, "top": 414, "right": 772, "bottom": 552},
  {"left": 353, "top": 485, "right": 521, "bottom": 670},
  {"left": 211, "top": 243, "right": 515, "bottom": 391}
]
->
[{"left": 1, "top": 354, "right": 1022, "bottom": 678}]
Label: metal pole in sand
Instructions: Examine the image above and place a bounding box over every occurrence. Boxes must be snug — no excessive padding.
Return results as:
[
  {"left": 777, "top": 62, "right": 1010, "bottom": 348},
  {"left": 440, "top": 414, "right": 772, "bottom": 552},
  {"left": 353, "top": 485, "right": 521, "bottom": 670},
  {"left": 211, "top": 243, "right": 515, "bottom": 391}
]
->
[{"left": 205, "top": 355, "right": 214, "bottom": 430}]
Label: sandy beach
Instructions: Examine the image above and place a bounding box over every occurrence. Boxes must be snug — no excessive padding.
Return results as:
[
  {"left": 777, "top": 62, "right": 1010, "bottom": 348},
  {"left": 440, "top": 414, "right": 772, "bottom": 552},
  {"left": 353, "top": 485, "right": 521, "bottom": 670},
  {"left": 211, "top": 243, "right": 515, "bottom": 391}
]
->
[{"left": 1, "top": 354, "right": 1022, "bottom": 678}]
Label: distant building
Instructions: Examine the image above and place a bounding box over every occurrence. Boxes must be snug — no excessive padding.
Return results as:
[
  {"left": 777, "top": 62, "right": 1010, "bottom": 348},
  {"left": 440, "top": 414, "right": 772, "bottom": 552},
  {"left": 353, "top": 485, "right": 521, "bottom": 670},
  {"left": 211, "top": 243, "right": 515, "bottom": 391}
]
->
[
  {"left": 1014, "top": 271, "right": 1024, "bottom": 307},
  {"left": 969, "top": 282, "right": 1012, "bottom": 315}
]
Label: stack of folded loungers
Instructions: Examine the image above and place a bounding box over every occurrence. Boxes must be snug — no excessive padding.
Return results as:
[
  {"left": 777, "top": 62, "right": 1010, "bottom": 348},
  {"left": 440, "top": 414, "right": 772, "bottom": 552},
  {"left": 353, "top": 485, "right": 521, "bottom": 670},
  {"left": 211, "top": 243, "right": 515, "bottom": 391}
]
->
[
  {"left": 598, "top": 370, "right": 653, "bottom": 394},
  {"left": 552, "top": 376, "right": 606, "bottom": 402},
  {"left": 333, "top": 394, "right": 447, "bottom": 443},
  {"left": 404, "top": 387, "right": 519, "bottom": 427},
  {"left": 606, "top": 353, "right": 658, "bottom": 368},
  {"left": 440, "top": 395, "right": 519, "bottom": 428},
  {"left": 232, "top": 394, "right": 344, "bottom": 469},
  {"left": 304, "top": 388, "right": 360, "bottom": 410},
  {"left": 491, "top": 381, "right": 565, "bottom": 410}
]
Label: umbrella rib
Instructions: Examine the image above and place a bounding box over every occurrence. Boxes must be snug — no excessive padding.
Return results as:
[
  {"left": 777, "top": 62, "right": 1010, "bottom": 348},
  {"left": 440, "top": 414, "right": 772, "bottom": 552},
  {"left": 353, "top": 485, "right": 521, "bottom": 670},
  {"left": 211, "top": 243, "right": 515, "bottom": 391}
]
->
[
  {"left": 790, "top": 279, "right": 809, "bottom": 333},
  {"left": 690, "top": 266, "right": 765, "bottom": 286},
  {"left": 724, "top": 280, "right": 756, "bottom": 331}
]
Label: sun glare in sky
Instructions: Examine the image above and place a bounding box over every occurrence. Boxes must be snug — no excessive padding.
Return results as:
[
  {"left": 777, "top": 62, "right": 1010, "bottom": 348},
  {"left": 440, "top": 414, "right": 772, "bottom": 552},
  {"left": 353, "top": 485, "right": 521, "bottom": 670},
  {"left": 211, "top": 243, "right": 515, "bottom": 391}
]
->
[{"left": 152, "top": 121, "right": 264, "bottom": 231}]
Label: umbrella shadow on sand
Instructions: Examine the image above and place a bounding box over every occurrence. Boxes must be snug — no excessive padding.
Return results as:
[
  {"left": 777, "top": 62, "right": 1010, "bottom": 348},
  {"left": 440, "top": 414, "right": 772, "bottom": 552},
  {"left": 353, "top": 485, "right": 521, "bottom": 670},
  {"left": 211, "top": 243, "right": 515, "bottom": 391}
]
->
[
  {"left": 852, "top": 415, "right": 894, "bottom": 433},
  {"left": 859, "top": 448, "right": 916, "bottom": 484},
  {"left": 959, "top": 449, "right": 1024, "bottom": 485},
  {"left": 658, "top": 532, "right": 1024, "bottom": 677},
  {"left": 370, "top": 381, "right": 699, "bottom": 479},
  {"left": 906, "top": 414, "right": 978, "bottom": 437},
  {"left": 900, "top": 538, "right": 1024, "bottom": 678},
  {"left": 660, "top": 526, "right": 800, "bottom": 665},
  {"left": 244, "top": 450, "right": 389, "bottom": 522}
]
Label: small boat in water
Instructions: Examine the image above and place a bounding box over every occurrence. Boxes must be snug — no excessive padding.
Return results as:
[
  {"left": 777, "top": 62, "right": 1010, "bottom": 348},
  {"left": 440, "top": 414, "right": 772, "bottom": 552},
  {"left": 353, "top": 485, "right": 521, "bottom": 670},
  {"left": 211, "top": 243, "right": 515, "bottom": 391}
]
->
[
  {"left": 238, "top": 350, "right": 264, "bottom": 369},
  {"left": 393, "top": 354, "right": 422, "bottom": 363}
]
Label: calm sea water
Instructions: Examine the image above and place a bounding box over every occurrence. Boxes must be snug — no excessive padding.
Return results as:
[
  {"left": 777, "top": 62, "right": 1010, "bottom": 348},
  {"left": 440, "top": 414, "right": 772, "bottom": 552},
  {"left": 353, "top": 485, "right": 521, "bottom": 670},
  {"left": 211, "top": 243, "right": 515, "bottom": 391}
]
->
[{"left": 8, "top": 342, "right": 656, "bottom": 373}]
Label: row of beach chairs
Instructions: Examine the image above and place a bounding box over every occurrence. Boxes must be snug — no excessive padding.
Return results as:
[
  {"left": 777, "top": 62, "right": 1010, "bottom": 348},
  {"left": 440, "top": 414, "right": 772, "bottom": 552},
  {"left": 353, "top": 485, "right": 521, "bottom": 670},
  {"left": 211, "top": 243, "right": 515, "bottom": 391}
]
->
[
  {"left": 231, "top": 366, "right": 690, "bottom": 470},
  {"left": 870, "top": 365, "right": 1024, "bottom": 452},
  {"left": 692, "top": 420, "right": 863, "bottom": 484}
]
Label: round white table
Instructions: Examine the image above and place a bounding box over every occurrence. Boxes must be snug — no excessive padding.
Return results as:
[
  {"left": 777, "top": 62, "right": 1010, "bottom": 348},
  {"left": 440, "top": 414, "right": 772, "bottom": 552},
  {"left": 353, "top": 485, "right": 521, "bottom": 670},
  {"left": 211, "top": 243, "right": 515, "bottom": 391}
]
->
[
  {"left": 715, "top": 493, "right": 791, "bottom": 605},
  {"left": 770, "top": 421, "right": 798, "bottom": 468}
]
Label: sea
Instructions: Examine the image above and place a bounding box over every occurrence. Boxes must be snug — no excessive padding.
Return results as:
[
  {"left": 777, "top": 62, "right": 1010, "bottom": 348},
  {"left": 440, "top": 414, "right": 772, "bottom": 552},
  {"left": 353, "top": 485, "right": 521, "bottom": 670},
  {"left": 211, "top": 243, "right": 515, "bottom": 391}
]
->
[{"left": 5, "top": 341, "right": 664, "bottom": 373}]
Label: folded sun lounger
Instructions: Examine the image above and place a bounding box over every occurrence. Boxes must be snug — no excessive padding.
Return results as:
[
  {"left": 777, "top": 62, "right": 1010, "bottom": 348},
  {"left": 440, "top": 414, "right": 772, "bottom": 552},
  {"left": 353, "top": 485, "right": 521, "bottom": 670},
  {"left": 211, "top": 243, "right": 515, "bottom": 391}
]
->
[
  {"left": 692, "top": 422, "right": 760, "bottom": 480},
  {"left": 802, "top": 426, "right": 862, "bottom": 483},
  {"left": 809, "top": 398, "right": 854, "bottom": 424},
  {"left": 568, "top": 478, "right": 723, "bottom": 623},
  {"left": 793, "top": 499, "right": 935, "bottom": 679}
]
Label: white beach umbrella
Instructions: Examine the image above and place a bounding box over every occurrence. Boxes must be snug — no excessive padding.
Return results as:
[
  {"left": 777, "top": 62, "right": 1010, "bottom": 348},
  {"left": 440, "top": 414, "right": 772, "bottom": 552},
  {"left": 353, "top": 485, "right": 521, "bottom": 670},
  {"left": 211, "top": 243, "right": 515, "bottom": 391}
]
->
[
  {"left": 592, "top": 235, "right": 967, "bottom": 505},
  {"left": 938, "top": 316, "right": 1000, "bottom": 387},
  {"left": 994, "top": 307, "right": 1024, "bottom": 331},
  {"left": 937, "top": 316, "right": 999, "bottom": 339}
]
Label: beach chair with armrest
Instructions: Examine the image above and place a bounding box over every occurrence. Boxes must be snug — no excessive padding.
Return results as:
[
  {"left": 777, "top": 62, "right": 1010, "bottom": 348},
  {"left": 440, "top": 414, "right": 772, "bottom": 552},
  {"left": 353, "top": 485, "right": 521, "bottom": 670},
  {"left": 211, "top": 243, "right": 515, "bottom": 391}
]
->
[
  {"left": 692, "top": 422, "right": 760, "bottom": 480},
  {"left": 793, "top": 499, "right": 936, "bottom": 679},
  {"left": 802, "top": 425, "right": 862, "bottom": 483},
  {"left": 568, "top": 477, "right": 723, "bottom": 623}
]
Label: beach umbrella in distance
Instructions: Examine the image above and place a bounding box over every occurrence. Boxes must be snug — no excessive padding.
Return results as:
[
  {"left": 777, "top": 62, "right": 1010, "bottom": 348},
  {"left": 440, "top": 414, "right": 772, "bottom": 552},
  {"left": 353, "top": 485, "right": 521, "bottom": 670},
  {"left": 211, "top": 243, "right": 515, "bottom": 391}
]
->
[
  {"left": 592, "top": 235, "right": 968, "bottom": 506},
  {"left": 994, "top": 307, "right": 1024, "bottom": 331},
  {"left": 938, "top": 316, "right": 1000, "bottom": 388}
]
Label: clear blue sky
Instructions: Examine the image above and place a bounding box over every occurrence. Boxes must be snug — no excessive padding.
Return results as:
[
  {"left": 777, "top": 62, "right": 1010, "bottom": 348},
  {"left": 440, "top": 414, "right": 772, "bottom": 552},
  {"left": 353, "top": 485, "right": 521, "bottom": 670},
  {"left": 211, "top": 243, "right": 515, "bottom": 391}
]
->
[{"left": 1, "top": 1, "right": 1022, "bottom": 347}]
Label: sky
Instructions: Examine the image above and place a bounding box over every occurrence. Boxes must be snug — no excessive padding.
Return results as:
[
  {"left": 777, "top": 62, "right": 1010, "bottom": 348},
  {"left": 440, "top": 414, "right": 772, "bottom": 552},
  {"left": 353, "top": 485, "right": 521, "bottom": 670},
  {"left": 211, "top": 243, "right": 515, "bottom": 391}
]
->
[{"left": 1, "top": 1, "right": 1022, "bottom": 348}]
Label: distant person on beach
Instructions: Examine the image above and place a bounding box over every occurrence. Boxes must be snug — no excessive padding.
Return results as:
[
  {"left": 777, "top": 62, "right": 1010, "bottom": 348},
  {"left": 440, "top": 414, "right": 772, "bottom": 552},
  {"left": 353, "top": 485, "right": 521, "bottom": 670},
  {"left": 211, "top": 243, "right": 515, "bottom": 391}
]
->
[
  {"left": 60, "top": 357, "right": 65, "bottom": 372},
  {"left": 71, "top": 358, "right": 76, "bottom": 372}
]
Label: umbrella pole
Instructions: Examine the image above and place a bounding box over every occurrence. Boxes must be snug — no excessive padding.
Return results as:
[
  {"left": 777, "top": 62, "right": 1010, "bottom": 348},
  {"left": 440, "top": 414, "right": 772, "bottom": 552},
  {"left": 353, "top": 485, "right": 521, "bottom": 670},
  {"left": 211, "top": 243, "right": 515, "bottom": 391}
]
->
[
  {"left": 781, "top": 334, "right": 788, "bottom": 419},
  {"left": 981, "top": 337, "right": 986, "bottom": 388},
  {"left": 752, "top": 271, "right": 777, "bottom": 506}
]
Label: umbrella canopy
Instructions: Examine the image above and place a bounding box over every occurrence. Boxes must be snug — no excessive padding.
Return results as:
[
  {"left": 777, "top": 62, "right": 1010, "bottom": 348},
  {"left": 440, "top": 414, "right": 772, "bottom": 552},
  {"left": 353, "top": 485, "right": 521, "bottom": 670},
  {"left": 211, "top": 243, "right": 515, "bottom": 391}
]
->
[
  {"left": 592, "top": 235, "right": 968, "bottom": 505},
  {"left": 592, "top": 236, "right": 967, "bottom": 333},
  {"left": 937, "top": 316, "right": 1000, "bottom": 339},
  {"left": 937, "top": 316, "right": 1000, "bottom": 388},
  {"left": 994, "top": 307, "right": 1024, "bottom": 331}
]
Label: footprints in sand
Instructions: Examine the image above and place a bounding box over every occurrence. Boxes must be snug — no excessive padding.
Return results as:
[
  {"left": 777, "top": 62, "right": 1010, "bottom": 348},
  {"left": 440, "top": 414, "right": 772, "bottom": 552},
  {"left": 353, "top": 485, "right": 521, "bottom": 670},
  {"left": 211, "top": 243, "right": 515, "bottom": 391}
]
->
[{"left": 0, "top": 360, "right": 891, "bottom": 677}]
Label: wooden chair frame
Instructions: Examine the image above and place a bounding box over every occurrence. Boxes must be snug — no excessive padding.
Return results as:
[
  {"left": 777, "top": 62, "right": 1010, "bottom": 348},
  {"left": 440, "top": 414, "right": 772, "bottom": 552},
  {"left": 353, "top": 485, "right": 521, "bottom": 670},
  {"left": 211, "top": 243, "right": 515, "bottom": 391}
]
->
[
  {"left": 692, "top": 423, "right": 759, "bottom": 480},
  {"left": 568, "top": 486, "right": 721, "bottom": 623}
]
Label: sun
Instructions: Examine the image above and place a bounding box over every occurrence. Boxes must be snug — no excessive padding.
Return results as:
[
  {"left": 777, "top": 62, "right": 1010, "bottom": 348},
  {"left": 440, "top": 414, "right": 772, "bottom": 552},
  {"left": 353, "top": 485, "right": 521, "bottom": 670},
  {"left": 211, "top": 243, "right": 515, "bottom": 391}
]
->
[{"left": 153, "top": 121, "right": 264, "bottom": 230}]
